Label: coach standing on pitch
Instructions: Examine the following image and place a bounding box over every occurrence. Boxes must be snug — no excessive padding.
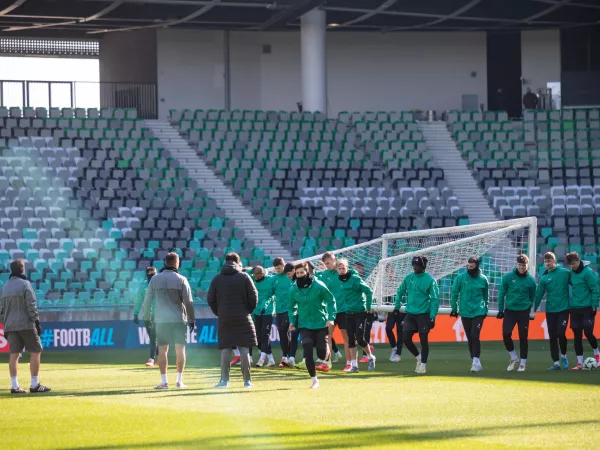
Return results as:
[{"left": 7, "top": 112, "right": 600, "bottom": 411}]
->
[
  {"left": 143, "top": 252, "right": 195, "bottom": 390},
  {"left": 208, "top": 252, "right": 258, "bottom": 388},
  {"left": 0, "top": 260, "right": 50, "bottom": 393}
]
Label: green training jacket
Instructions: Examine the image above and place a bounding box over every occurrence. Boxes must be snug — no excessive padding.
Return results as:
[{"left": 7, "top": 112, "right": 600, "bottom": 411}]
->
[
  {"left": 338, "top": 272, "right": 373, "bottom": 314},
  {"left": 569, "top": 263, "right": 600, "bottom": 309},
  {"left": 394, "top": 272, "right": 440, "bottom": 319},
  {"left": 289, "top": 278, "right": 336, "bottom": 329},
  {"left": 498, "top": 269, "right": 537, "bottom": 312},
  {"left": 251, "top": 274, "right": 276, "bottom": 315},
  {"left": 450, "top": 271, "right": 489, "bottom": 318},
  {"left": 134, "top": 279, "right": 153, "bottom": 316},
  {"left": 316, "top": 268, "right": 348, "bottom": 313},
  {"left": 273, "top": 272, "right": 294, "bottom": 315},
  {"left": 535, "top": 266, "right": 570, "bottom": 313}
]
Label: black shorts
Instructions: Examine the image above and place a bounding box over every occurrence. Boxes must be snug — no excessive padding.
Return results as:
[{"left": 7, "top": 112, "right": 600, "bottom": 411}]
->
[
  {"left": 569, "top": 307, "right": 595, "bottom": 330},
  {"left": 299, "top": 328, "right": 329, "bottom": 347},
  {"left": 403, "top": 313, "right": 431, "bottom": 334},
  {"left": 155, "top": 322, "right": 187, "bottom": 346},
  {"left": 5, "top": 329, "right": 43, "bottom": 354},
  {"left": 502, "top": 309, "right": 530, "bottom": 335},
  {"left": 334, "top": 312, "right": 347, "bottom": 330},
  {"left": 546, "top": 310, "right": 569, "bottom": 335}
]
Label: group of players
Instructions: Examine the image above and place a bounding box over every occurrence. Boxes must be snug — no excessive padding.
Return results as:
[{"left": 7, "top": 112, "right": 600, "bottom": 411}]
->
[{"left": 221, "top": 249, "right": 600, "bottom": 388}]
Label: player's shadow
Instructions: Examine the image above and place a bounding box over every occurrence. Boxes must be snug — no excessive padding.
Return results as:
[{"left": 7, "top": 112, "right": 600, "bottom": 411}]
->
[{"left": 61, "top": 419, "right": 598, "bottom": 449}]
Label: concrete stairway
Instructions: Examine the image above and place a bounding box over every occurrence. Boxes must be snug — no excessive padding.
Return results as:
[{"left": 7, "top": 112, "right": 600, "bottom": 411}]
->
[
  {"left": 418, "top": 121, "right": 498, "bottom": 224},
  {"left": 145, "top": 120, "right": 292, "bottom": 261}
]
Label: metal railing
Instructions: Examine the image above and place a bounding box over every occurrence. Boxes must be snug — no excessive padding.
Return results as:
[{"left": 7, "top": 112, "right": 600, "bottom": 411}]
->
[{"left": 0, "top": 80, "right": 158, "bottom": 119}]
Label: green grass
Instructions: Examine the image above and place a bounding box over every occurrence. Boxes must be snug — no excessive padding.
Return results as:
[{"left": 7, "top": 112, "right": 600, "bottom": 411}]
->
[{"left": 1, "top": 341, "right": 599, "bottom": 449}]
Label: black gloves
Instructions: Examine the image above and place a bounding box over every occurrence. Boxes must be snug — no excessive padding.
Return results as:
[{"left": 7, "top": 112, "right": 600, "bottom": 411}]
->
[
  {"left": 496, "top": 312, "right": 505, "bottom": 320},
  {"left": 133, "top": 314, "right": 139, "bottom": 325},
  {"left": 188, "top": 321, "right": 195, "bottom": 332},
  {"left": 34, "top": 320, "right": 42, "bottom": 336},
  {"left": 392, "top": 309, "right": 399, "bottom": 315},
  {"left": 260, "top": 309, "right": 266, "bottom": 315},
  {"left": 592, "top": 309, "right": 597, "bottom": 318},
  {"left": 450, "top": 311, "right": 458, "bottom": 318},
  {"left": 429, "top": 318, "right": 435, "bottom": 330}
]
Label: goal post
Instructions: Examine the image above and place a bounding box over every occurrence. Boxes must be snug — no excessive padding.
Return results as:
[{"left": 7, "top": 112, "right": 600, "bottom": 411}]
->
[
  {"left": 371, "top": 217, "right": 537, "bottom": 314},
  {"left": 281, "top": 217, "right": 537, "bottom": 316}
]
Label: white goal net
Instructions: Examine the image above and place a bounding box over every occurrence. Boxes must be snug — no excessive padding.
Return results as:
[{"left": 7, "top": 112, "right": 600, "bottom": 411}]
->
[{"left": 288, "top": 217, "right": 537, "bottom": 315}]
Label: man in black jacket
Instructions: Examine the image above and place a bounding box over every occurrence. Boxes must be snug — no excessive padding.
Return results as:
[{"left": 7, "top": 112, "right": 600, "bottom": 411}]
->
[{"left": 208, "top": 253, "right": 258, "bottom": 388}]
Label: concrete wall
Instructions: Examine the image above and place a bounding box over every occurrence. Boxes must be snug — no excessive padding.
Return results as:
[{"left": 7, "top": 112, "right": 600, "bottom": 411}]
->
[
  {"left": 155, "top": 29, "right": 488, "bottom": 117},
  {"left": 521, "top": 30, "right": 561, "bottom": 94},
  {"left": 99, "top": 29, "right": 157, "bottom": 83},
  {"left": 156, "top": 29, "right": 225, "bottom": 118}
]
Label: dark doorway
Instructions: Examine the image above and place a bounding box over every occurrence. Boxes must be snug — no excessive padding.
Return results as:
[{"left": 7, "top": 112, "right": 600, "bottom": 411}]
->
[{"left": 487, "top": 32, "right": 522, "bottom": 118}]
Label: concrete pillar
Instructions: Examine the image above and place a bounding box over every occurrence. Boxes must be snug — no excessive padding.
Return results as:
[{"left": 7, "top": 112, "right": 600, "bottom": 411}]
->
[{"left": 301, "top": 8, "right": 327, "bottom": 114}]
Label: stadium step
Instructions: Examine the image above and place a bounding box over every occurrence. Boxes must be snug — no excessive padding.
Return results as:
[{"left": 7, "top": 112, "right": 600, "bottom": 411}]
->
[
  {"left": 145, "top": 119, "right": 293, "bottom": 260},
  {"left": 418, "top": 121, "right": 498, "bottom": 224}
]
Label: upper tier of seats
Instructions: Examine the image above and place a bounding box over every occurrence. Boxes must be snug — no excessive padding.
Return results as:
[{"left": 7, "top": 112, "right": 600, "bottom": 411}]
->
[
  {"left": 172, "top": 109, "right": 467, "bottom": 257},
  {"left": 448, "top": 107, "right": 600, "bottom": 272},
  {"left": 0, "top": 107, "right": 272, "bottom": 310}
]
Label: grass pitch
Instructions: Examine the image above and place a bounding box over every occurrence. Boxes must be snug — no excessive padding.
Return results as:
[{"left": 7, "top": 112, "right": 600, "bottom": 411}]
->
[{"left": 1, "top": 341, "right": 599, "bottom": 449}]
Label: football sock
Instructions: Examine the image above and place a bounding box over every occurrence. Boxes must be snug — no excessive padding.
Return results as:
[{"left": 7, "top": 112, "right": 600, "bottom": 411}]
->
[
  {"left": 594, "top": 348, "right": 600, "bottom": 356},
  {"left": 259, "top": 352, "right": 266, "bottom": 359},
  {"left": 176, "top": 372, "right": 183, "bottom": 384},
  {"left": 416, "top": 354, "right": 422, "bottom": 362},
  {"left": 560, "top": 353, "right": 567, "bottom": 358},
  {"left": 161, "top": 374, "right": 168, "bottom": 384},
  {"left": 509, "top": 350, "right": 518, "bottom": 360},
  {"left": 30, "top": 376, "right": 38, "bottom": 388},
  {"left": 473, "top": 357, "right": 481, "bottom": 365},
  {"left": 311, "top": 376, "right": 318, "bottom": 383},
  {"left": 577, "top": 355, "right": 583, "bottom": 365},
  {"left": 233, "top": 348, "right": 240, "bottom": 357},
  {"left": 351, "top": 359, "right": 358, "bottom": 368},
  {"left": 420, "top": 362, "right": 427, "bottom": 369},
  {"left": 10, "top": 377, "right": 19, "bottom": 390},
  {"left": 289, "top": 357, "right": 295, "bottom": 365},
  {"left": 268, "top": 354, "right": 275, "bottom": 362},
  {"left": 520, "top": 359, "right": 526, "bottom": 366}
]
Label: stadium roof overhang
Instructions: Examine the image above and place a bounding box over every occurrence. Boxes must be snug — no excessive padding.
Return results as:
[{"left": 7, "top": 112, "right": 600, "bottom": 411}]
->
[{"left": 0, "top": 0, "right": 599, "bottom": 38}]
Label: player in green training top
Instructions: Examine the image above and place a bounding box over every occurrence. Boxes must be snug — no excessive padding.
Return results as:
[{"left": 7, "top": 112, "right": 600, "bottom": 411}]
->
[
  {"left": 394, "top": 256, "right": 439, "bottom": 375},
  {"left": 133, "top": 266, "right": 158, "bottom": 366},
  {"left": 336, "top": 258, "right": 376, "bottom": 373},
  {"left": 289, "top": 262, "right": 336, "bottom": 389},
  {"left": 450, "top": 256, "right": 489, "bottom": 373},
  {"left": 497, "top": 254, "right": 537, "bottom": 372},
  {"left": 564, "top": 252, "right": 600, "bottom": 370},
  {"left": 534, "top": 252, "right": 570, "bottom": 371},
  {"left": 250, "top": 266, "right": 276, "bottom": 368},
  {"left": 316, "top": 252, "right": 347, "bottom": 369},
  {"left": 272, "top": 257, "right": 294, "bottom": 368}
]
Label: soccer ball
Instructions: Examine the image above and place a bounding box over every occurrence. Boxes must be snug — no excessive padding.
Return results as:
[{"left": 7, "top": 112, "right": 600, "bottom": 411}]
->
[{"left": 582, "top": 357, "right": 598, "bottom": 371}]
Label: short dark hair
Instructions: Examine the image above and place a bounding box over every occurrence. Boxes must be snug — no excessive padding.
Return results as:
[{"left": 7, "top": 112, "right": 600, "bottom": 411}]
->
[
  {"left": 273, "top": 257, "right": 285, "bottom": 267},
  {"left": 565, "top": 252, "right": 580, "bottom": 264},
  {"left": 146, "top": 266, "right": 157, "bottom": 274},
  {"left": 322, "top": 252, "right": 335, "bottom": 262},
  {"left": 543, "top": 252, "right": 556, "bottom": 261},
  {"left": 225, "top": 252, "right": 241, "bottom": 264},
  {"left": 10, "top": 259, "right": 24, "bottom": 275},
  {"left": 516, "top": 254, "right": 529, "bottom": 265},
  {"left": 284, "top": 263, "right": 295, "bottom": 273},
  {"left": 252, "top": 266, "right": 265, "bottom": 276},
  {"left": 294, "top": 262, "right": 308, "bottom": 271},
  {"left": 165, "top": 252, "right": 179, "bottom": 267}
]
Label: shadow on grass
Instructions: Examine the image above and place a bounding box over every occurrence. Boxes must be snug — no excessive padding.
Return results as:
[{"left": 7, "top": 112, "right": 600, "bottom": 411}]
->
[{"left": 60, "top": 419, "right": 599, "bottom": 449}]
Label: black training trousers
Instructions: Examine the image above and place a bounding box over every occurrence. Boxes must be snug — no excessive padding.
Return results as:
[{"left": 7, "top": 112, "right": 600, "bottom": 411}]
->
[
  {"left": 546, "top": 310, "right": 569, "bottom": 362},
  {"left": 570, "top": 307, "right": 598, "bottom": 356},
  {"left": 502, "top": 309, "right": 530, "bottom": 359},
  {"left": 346, "top": 312, "right": 369, "bottom": 349},
  {"left": 386, "top": 311, "right": 406, "bottom": 352},
  {"left": 289, "top": 327, "right": 300, "bottom": 359},
  {"left": 276, "top": 312, "right": 291, "bottom": 357},
  {"left": 402, "top": 313, "right": 431, "bottom": 363},
  {"left": 254, "top": 314, "right": 272, "bottom": 355},
  {"left": 461, "top": 316, "right": 485, "bottom": 359},
  {"left": 300, "top": 328, "right": 329, "bottom": 377},
  {"left": 144, "top": 319, "right": 158, "bottom": 360}
]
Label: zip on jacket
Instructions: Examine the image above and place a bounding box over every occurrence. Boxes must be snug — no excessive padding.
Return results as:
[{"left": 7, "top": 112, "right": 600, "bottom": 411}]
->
[
  {"left": 289, "top": 279, "right": 336, "bottom": 330},
  {"left": 394, "top": 272, "right": 440, "bottom": 319},
  {"left": 497, "top": 268, "right": 537, "bottom": 312},
  {"left": 535, "top": 266, "right": 570, "bottom": 313},
  {"left": 450, "top": 271, "right": 489, "bottom": 318}
]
